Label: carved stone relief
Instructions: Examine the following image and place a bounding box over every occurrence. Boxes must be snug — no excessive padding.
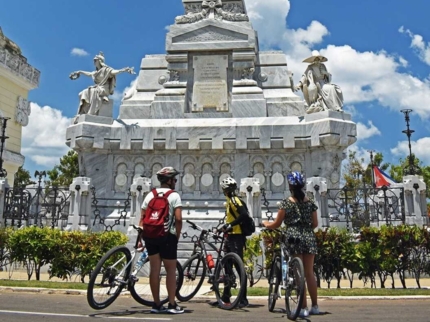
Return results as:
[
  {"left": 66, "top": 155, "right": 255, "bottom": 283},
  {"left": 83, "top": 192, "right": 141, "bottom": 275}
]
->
[
  {"left": 176, "top": 0, "right": 249, "bottom": 24},
  {"left": 15, "top": 96, "right": 31, "bottom": 126}
]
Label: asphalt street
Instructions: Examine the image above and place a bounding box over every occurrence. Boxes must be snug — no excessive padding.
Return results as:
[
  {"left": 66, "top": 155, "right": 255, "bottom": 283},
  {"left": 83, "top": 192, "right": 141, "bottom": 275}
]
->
[{"left": 0, "top": 291, "right": 429, "bottom": 322}]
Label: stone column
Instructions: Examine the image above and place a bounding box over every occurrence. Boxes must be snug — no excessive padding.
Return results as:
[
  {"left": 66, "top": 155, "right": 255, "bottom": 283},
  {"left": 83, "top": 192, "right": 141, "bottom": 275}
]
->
[
  {"left": 240, "top": 177, "right": 262, "bottom": 225},
  {"left": 0, "top": 179, "right": 9, "bottom": 226},
  {"left": 264, "top": 169, "right": 272, "bottom": 194},
  {"left": 194, "top": 170, "right": 201, "bottom": 197},
  {"left": 212, "top": 169, "right": 220, "bottom": 197},
  {"left": 306, "top": 177, "right": 328, "bottom": 229},
  {"left": 67, "top": 177, "right": 92, "bottom": 231},
  {"left": 403, "top": 175, "right": 427, "bottom": 226},
  {"left": 129, "top": 177, "right": 151, "bottom": 225}
]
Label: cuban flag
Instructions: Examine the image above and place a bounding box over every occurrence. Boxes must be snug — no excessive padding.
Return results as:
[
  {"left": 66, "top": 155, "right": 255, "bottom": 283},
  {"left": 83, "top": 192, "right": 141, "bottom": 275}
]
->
[{"left": 373, "top": 166, "right": 397, "bottom": 188}]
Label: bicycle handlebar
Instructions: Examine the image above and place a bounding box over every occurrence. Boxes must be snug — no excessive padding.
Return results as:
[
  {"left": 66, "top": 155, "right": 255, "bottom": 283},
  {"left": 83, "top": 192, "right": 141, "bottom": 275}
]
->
[{"left": 186, "top": 219, "right": 224, "bottom": 238}]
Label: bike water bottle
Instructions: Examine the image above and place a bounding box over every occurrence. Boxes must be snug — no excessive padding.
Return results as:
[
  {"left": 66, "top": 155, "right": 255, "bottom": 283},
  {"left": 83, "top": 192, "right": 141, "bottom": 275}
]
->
[
  {"left": 134, "top": 249, "right": 148, "bottom": 272},
  {"left": 282, "top": 260, "right": 288, "bottom": 280},
  {"left": 206, "top": 254, "right": 215, "bottom": 269}
]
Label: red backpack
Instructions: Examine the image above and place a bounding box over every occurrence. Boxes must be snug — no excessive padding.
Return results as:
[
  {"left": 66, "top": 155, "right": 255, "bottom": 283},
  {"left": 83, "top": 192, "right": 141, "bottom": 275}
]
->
[{"left": 142, "top": 189, "right": 175, "bottom": 240}]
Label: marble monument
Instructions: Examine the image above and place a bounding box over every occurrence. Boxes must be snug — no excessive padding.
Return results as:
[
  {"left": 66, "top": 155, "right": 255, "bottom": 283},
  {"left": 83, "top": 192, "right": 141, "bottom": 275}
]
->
[{"left": 66, "top": 0, "right": 357, "bottom": 217}]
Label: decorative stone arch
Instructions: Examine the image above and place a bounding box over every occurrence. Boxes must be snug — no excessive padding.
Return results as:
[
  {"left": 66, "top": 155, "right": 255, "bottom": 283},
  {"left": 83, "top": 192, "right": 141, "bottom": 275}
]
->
[
  {"left": 132, "top": 156, "right": 146, "bottom": 180},
  {"left": 196, "top": 155, "right": 215, "bottom": 193},
  {"left": 114, "top": 162, "right": 128, "bottom": 192},
  {"left": 287, "top": 154, "right": 305, "bottom": 173},
  {"left": 182, "top": 162, "right": 196, "bottom": 193},
  {"left": 218, "top": 155, "right": 234, "bottom": 192},
  {"left": 250, "top": 155, "right": 268, "bottom": 189},
  {"left": 150, "top": 159, "right": 164, "bottom": 187}
]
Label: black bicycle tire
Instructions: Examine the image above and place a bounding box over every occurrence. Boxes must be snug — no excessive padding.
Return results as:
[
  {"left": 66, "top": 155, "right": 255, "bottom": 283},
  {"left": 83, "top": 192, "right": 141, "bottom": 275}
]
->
[
  {"left": 129, "top": 259, "right": 184, "bottom": 306},
  {"left": 213, "top": 252, "right": 247, "bottom": 310},
  {"left": 285, "top": 257, "right": 305, "bottom": 321},
  {"left": 268, "top": 255, "right": 281, "bottom": 312},
  {"left": 87, "top": 246, "right": 132, "bottom": 310},
  {"left": 177, "top": 253, "right": 207, "bottom": 302}
]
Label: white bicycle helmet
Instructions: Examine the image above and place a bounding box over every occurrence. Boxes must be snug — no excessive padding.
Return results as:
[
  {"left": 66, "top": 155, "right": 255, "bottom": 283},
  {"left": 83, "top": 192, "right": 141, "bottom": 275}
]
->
[
  {"left": 156, "top": 167, "right": 180, "bottom": 183},
  {"left": 220, "top": 177, "right": 237, "bottom": 191}
]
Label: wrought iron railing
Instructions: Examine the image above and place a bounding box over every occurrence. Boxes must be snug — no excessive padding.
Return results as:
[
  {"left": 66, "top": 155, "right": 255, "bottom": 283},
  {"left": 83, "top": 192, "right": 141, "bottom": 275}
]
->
[{"left": 3, "top": 185, "right": 71, "bottom": 229}]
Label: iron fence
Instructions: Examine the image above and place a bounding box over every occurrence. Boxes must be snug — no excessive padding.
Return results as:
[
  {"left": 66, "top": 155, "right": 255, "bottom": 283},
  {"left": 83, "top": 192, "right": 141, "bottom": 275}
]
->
[
  {"left": 3, "top": 185, "right": 71, "bottom": 229},
  {"left": 326, "top": 185, "right": 405, "bottom": 232}
]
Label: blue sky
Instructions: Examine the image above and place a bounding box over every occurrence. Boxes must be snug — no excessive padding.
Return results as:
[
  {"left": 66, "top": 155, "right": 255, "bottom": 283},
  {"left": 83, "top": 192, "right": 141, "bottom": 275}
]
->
[{"left": 1, "top": 0, "right": 429, "bottom": 178}]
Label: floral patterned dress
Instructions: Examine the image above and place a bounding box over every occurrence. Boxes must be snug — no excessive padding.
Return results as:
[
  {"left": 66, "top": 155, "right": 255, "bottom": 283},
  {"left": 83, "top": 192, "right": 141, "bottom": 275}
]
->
[{"left": 279, "top": 198, "right": 318, "bottom": 255}]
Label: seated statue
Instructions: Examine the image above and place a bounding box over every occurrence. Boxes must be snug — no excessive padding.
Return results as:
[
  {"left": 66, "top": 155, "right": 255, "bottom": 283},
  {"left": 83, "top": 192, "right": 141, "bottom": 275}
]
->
[
  {"left": 294, "top": 51, "right": 344, "bottom": 114},
  {"left": 70, "top": 52, "right": 135, "bottom": 116}
]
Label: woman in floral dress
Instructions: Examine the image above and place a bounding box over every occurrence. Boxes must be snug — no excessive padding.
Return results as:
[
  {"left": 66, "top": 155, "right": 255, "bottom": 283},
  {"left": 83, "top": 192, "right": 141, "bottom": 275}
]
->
[{"left": 262, "top": 172, "right": 319, "bottom": 317}]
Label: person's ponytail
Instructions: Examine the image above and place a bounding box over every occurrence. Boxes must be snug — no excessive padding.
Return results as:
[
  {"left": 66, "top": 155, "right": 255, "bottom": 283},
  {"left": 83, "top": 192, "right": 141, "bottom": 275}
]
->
[{"left": 291, "top": 185, "right": 305, "bottom": 202}]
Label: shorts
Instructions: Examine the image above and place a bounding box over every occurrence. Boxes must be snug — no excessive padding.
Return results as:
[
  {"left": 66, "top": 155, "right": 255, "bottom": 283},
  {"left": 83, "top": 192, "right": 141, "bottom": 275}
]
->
[{"left": 145, "top": 233, "right": 178, "bottom": 260}]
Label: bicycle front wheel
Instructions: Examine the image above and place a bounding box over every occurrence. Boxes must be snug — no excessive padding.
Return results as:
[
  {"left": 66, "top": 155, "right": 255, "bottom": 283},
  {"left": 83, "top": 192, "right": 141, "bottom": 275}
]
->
[
  {"left": 87, "top": 246, "right": 132, "bottom": 310},
  {"left": 285, "top": 257, "right": 305, "bottom": 321},
  {"left": 129, "top": 259, "right": 184, "bottom": 306},
  {"left": 177, "top": 253, "right": 207, "bottom": 302},
  {"left": 213, "top": 252, "right": 246, "bottom": 310},
  {"left": 268, "top": 255, "right": 281, "bottom": 312}
]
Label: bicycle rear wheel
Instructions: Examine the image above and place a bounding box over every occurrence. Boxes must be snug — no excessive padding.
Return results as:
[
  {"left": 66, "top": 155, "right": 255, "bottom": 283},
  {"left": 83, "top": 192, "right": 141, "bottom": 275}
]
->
[
  {"left": 177, "top": 253, "right": 207, "bottom": 302},
  {"left": 87, "top": 246, "right": 132, "bottom": 310},
  {"left": 213, "top": 252, "right": 246, "bottom": 310},
  {"left": 285, "top": 257, "right": 305, "bottom": 321},
  {"left": 268, "top": 256, "right": 281, "bottom": 312},
  {"left": 129, "top": 259, "right": 184, "bottom": 306}
]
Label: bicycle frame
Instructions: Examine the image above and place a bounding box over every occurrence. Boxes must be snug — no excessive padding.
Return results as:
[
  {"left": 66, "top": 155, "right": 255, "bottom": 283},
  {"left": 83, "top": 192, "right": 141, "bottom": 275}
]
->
[{"left": 186, "top": 220, "right": 227, "bottom": 283}]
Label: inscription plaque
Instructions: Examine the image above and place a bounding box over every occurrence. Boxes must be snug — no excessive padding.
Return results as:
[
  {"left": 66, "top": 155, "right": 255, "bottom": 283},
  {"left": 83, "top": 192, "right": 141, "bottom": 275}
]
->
[{"left": 192, "top": 55, "right": 228, "bottom": 112}]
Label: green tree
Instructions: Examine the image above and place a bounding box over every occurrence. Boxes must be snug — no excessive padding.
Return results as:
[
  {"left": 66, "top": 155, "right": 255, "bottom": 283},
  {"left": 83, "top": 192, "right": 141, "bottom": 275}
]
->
[
  {"left": 46, "top": 150, "right": 79, "bottom": 187},
  {"left": 13, "top": 166, "right": 35, "bottom": 187},
  {"left": 389, "top": 154, "right": 430, "bottom": 198}
]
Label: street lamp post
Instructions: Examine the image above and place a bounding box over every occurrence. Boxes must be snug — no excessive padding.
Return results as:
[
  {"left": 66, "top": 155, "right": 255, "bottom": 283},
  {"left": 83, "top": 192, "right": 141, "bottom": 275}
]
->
[
  {"left": 0, "top": 117, "right": 10, "bottom": 179},
  {"left": 400, "top": 109, "right": 421, "bottom": 176}
]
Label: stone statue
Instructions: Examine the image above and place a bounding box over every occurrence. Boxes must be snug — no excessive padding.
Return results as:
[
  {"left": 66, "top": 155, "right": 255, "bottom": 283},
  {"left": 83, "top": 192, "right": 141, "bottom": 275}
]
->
[
  {"left": 69, "top": 52, "right": 135, "bottom": 116},
  {"left": 294, "top": 51, "right": 344, "bottom": 114},
  {"left": 175, "top": 0, "right": 249, "bottom": 24}
]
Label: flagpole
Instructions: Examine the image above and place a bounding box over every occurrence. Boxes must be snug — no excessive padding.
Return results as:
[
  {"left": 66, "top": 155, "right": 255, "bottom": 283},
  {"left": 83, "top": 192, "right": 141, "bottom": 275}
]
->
[{"left": 368, "top": 150, "right": 375, "bottom": 188}]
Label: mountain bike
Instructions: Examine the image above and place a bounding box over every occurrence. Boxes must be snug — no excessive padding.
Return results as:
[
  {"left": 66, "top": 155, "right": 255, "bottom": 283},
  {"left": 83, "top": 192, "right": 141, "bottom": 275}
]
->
[
  {"left": 87, "top": 225, "right": 184, "bottom": 310},
  {"left": 177, "top": 220, "right": 247, "bottom": 310},
  {"left": 263, "top": 228, "right": 305, "bottom": 321}
]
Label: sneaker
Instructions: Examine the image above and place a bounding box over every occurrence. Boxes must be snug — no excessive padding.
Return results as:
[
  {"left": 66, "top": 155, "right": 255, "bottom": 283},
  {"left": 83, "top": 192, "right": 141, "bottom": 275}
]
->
[
  {"left": 292, "top": 308, "right": 309, "bottom": 317},
  {"left": 167, "top": 302, "right": 184, "bottom": 314},
  {"left": 238, "top": 298, "right": 249, "bottom": 308},
  {"left": 150, "top": 303, "right": 166, "bottom": 314},
  {"left": 300, "top": 308, "right": 309, "bottom": 317},
  {"left": 309, "top": 305, "right": 320, "bottom": 315}
]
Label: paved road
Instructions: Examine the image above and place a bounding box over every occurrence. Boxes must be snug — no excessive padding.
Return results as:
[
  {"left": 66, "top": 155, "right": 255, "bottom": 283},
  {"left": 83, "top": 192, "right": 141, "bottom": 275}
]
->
[{"left": 0, "top": 291, "right": 429, "bottom": 322}]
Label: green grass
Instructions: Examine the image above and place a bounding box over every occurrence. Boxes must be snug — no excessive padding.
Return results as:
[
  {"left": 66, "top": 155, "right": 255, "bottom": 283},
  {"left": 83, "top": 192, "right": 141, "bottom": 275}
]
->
[
  {"left": 246, "top": 287, "right": 430, "bottom": 297},
  {"left": 0, "top": 279, "right": 88, "bottom": 290},
  {"left": 0, "top": 280, "right": 429, "bottom": 296}
]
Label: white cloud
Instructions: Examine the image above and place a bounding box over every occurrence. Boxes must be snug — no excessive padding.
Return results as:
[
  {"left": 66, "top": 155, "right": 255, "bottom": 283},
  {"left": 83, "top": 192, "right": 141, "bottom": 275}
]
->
[
  {"left": 71, "top": 48, "right": 89, "bottom": 57},
  {"left": 391, "top": 137, "right": 430, "bottom": 164},
  {"left": 244, "top": 0, "right": 430, "bottom": 120},
  {"left": 399, "top": 26, "right": 430, "bottom": 65},
  {"left": 356, "top": 121, "right": 381, "bottom": 141},
  {"left": 22, "top": 103, "right": 72, "bottom": 167}
]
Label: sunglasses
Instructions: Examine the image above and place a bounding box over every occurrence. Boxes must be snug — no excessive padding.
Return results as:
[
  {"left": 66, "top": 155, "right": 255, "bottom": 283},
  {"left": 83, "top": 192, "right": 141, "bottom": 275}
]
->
[{"left": 173, "top": 179, "right": 178, "bottom": 183}]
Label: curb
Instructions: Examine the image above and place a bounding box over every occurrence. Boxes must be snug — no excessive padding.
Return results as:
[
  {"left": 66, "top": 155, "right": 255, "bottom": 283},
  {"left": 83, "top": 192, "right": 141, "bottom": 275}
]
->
[{"left": 1, "top": 287, "right": 430, "bottom": 300}]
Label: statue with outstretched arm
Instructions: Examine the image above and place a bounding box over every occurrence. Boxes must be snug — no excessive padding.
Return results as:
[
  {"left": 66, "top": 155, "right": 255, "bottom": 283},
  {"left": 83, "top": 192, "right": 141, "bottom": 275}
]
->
[{"left": 70, "top": 52, "right": 135, "bottom": 116}]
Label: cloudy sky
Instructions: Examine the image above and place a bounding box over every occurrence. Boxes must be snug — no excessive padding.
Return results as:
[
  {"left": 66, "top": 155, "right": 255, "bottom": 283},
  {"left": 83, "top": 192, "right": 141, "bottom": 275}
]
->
[{"left": 1, "top": 0, "right": 429, "bottom": 177}]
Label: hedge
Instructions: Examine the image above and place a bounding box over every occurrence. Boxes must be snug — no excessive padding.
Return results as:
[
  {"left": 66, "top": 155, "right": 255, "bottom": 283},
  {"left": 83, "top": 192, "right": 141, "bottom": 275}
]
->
[
  {"left": 0, "top": 226, "right": 128, "bottom": 281},
  {"left": 245, "top": 225, "right": 430, "bottom": 289}
]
